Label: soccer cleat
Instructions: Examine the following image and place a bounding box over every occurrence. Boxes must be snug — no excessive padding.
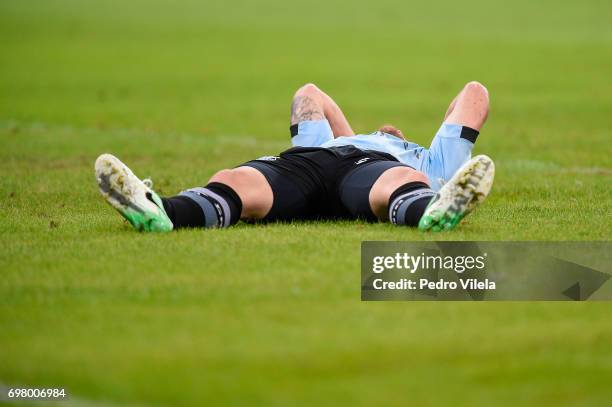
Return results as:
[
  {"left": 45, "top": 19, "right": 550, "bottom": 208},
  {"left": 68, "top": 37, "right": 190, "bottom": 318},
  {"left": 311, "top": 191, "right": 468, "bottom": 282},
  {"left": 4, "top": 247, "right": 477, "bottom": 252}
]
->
[
  {"left": 94, "top": 153, "right": 173, "bottom": 232},
  {"left": 418, "top": 154, "right": 495, "bottom": 232}
]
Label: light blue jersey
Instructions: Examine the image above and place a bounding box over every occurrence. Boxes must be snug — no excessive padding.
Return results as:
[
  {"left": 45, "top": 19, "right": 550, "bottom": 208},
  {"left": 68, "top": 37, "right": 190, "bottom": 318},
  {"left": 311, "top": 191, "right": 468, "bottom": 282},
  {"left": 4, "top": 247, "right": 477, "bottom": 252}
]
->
[{"left": 291, "top": 120, "right": 475, "bottom": 191}]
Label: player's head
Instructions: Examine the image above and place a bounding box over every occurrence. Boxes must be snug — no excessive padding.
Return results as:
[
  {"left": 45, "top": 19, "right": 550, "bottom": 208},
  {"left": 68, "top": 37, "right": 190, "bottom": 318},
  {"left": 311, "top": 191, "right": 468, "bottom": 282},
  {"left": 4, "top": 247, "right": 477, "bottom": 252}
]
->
[{"left": 378, "top": 124, "right": 405, "bottom": 140}]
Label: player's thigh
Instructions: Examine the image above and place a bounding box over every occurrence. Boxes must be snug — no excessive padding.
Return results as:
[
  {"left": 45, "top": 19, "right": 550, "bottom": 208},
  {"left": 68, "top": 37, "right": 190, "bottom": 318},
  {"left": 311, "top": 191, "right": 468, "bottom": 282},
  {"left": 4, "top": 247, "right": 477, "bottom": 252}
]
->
[
  {"left": 208, "top": 166, "right": 273, "bottom": 219},
  {"left": 445, "top": 81, "right": 489, "bottom": 131},
  {"left": 237, "top": 160, "right": 318, "bottom": 222},
  {"left": 339, "top": 161, "right": 426, "bottom": 221}
]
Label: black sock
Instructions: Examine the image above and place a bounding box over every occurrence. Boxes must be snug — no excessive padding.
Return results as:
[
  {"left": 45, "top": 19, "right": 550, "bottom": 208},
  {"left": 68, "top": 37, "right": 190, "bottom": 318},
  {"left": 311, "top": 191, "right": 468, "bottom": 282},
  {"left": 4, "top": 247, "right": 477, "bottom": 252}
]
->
[
  {"left": 162, "top": 195, "right": 207, "bottom": 228},
  {"left": 388, "top": 182, "right": 436, "bottom": 227},
  {"left": 162, "top": 182, "right": 242, "bottom": 229}
]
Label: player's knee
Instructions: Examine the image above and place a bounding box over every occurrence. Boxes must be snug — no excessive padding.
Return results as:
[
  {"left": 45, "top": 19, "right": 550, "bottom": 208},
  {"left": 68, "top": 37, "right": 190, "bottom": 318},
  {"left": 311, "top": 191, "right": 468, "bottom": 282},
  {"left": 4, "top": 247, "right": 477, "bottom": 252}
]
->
[
  {"left": 410, "top": 170, "right": 429, "bottom": 186},
  {"left": 209, "top": 169, "right": 251, "bottom": 196},
  {"left": 209, "top": 169, "right": 236, "bottom": 186},
  {"left": 380, "top": 169, "right": 429, "bottom": 197},
  {"left": 369, "top": 167, "right": 429, "bottom": 218},
  {"left": 209, "top": 168, "right": 257, "bottom": 189},
  {"left": 209, "top": 167, "right": 273, "bottom": 219}
]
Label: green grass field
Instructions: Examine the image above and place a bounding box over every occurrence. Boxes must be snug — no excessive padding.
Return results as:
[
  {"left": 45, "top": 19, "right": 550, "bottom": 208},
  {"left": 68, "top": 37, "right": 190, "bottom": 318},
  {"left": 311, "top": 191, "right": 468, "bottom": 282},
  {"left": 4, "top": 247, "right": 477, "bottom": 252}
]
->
[{"left": 1, "top": 0, "right": 611, "bottom": 405}]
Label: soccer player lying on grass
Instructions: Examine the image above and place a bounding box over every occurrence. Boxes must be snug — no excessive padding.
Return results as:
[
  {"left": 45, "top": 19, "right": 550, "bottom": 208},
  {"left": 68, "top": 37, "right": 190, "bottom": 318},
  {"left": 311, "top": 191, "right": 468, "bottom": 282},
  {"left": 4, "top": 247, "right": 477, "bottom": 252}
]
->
[{"left": 95, "top": 81, "right": 494, "bottom": 232}]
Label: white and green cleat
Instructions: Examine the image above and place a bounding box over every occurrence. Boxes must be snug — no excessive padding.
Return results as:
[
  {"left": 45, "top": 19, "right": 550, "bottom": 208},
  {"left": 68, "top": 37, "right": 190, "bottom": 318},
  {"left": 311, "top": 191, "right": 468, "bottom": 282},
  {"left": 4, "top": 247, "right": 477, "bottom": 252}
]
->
[
  {"left": 95, "top": 153, "right": 173, "bottom": 232},
  {"left": 418, "top": 154, "right": 495, "bottom": 232}
]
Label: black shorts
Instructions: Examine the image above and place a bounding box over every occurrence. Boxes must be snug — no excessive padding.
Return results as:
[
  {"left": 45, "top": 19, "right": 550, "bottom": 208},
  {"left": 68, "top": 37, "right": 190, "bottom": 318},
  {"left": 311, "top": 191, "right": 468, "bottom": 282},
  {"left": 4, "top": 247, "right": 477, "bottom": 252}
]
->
[{"left": 241, "top": 145, "right": 411, "bottom": 221}]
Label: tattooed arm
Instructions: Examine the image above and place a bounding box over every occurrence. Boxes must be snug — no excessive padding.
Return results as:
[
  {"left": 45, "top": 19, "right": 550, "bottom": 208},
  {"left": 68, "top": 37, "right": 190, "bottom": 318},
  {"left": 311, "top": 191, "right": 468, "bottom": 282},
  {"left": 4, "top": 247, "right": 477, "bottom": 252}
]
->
[
  {"left": 290, "top": 83, "right": 354, "bottom": 138},
  {"left": 290, "top": 95, "right": 325, "bottom": 123}
]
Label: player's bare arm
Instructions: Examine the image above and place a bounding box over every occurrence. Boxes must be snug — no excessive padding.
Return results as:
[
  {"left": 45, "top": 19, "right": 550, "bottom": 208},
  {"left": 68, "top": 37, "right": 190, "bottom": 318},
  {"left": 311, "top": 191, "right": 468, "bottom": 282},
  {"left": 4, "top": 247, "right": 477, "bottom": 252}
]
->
[
  {"left": 290, "top": 94, "right": 325, "bottom": 123},
  {"left": 291, "top": 83, "right": 354, "bottom": 137},
  {"left": 444, "top": 81, "right": 489, "bottom": 131}
]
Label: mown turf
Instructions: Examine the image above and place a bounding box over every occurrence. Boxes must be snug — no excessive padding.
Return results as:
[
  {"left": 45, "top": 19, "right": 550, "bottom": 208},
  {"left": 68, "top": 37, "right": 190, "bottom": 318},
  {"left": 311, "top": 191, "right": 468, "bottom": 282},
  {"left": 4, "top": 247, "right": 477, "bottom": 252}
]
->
[{"left": 1, "top": 0, "right": 611, "bottom": 405}]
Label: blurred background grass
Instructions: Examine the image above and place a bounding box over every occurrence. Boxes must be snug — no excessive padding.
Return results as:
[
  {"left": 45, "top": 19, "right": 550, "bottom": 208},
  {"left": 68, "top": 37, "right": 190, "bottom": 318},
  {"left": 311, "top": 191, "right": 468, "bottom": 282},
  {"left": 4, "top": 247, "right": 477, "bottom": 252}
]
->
[{"left": 1, "top": 0, "right": 611, "bottom": 405}]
